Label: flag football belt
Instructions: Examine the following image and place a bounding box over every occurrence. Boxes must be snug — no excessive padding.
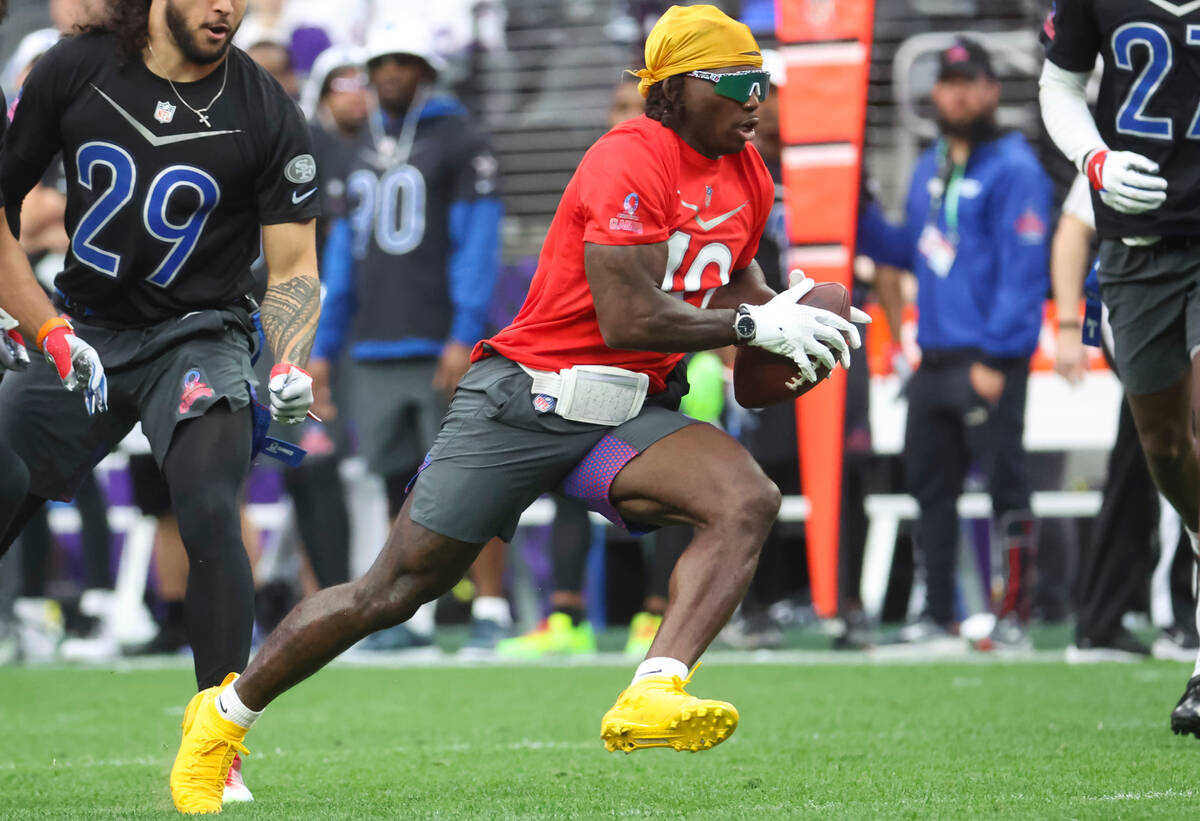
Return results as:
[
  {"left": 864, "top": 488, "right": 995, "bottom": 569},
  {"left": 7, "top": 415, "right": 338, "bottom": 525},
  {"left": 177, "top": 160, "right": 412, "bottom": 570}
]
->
[{"left": 518, "top": 363, "right": 650, "bottom": 426}]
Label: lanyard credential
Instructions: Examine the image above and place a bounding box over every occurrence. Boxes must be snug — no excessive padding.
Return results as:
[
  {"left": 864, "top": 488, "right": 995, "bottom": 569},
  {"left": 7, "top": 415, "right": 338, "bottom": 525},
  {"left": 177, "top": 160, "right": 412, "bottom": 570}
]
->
[{"left": 927, "top": 140, "right": 965, "bottom": 244}]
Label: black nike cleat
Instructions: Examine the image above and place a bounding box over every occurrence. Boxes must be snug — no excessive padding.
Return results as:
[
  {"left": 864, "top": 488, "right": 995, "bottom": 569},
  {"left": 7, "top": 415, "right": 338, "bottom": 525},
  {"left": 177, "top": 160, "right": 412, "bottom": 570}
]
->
[{"left": 1170, "top": 675, "right": 1200, "bottom": 738}]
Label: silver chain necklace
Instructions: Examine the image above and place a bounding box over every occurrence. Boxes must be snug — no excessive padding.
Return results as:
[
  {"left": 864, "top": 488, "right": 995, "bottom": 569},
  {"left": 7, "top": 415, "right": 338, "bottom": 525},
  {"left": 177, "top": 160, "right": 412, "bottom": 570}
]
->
[{"left": 147, "top": 44, "right": 229, "bottom": 128}]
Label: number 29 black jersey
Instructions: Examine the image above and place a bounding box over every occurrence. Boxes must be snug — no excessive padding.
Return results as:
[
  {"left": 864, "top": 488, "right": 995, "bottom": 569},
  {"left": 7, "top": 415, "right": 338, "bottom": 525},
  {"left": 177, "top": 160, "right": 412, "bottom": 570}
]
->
[
  {"left": 1046, "top": 0, "right": 1200, "bottom": 239},
  {"left": 0, "top": 32, "right": 321, "bottom": 325}
]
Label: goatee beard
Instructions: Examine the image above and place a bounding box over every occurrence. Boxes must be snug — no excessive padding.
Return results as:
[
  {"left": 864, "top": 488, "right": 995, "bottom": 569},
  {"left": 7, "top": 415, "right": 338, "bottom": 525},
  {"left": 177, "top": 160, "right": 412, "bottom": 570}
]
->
[
  {"left": 938, "top": 112, "right": 998, "bottom": 145},
  {"left": 165, "top": 0, "right": 233, "bottom": 65}
]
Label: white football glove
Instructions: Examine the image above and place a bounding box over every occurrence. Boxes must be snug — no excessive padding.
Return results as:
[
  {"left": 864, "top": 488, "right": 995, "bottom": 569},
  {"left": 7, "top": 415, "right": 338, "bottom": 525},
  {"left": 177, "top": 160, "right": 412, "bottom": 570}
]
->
[
  {"left": 1085, "top": 149, "right": 1167, "bottom": 214},
  {"left": 741, "top": 277, "right": 870, "bottom": 384},
  {"left": 0, "top": 331, "right": 30, "bottom": 373},
  {"left": 268, "top": 363, "right": 314, "bottom": 424},
  {"left": 41, "top": 322, "right": 107, "bottom": 416},
  {"left": 0, "top": 309, "right": 29, "bottom": 372}
]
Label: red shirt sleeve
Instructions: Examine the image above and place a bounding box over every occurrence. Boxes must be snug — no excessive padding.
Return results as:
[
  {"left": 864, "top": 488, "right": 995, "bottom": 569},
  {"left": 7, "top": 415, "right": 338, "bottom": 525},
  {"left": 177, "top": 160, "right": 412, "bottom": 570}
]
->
[
  {"left": 734, "top": 149, "right": 775, "bottom": 270},
  {"left": 579, "top": 126, "right": 676, "bottom": 246}
]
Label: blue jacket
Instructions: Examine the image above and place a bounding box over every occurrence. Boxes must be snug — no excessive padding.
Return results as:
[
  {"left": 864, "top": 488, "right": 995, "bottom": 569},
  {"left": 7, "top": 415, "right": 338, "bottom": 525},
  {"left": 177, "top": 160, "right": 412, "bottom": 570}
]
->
[
  {"left": 886, "top": 133, "right": 1052, "bottom": 360},
  {"left": 312, "top": 96, "right": 503, "bottom": 362}
]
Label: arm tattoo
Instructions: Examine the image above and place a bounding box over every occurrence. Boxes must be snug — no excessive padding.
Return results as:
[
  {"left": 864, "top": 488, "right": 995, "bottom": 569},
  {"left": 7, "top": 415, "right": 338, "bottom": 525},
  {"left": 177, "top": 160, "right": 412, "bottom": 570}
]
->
[{"left": 260, "top": 273, "right": 319, "bottom": 367}]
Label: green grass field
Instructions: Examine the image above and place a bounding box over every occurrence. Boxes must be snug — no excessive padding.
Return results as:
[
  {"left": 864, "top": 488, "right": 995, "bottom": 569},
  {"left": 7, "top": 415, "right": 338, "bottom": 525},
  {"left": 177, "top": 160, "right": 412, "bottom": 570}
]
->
[{"left": 4, "top": 658, "right": 1200, "bottom": 819}]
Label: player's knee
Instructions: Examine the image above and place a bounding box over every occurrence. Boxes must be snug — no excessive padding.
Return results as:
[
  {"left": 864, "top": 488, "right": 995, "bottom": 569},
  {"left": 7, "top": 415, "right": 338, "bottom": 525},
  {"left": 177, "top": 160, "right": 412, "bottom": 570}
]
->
[
  {"left": 355, "top": 569, "right": 446, "bottom": 631},
  {"left": 1142, "top": 426, "right": 1191, "bottom": 469},
  {"left": 719, "top": 474, "right": 780, "bottom": 536},
  {"left": 172, "top": 481, "right": 241, "bottom": 550}
]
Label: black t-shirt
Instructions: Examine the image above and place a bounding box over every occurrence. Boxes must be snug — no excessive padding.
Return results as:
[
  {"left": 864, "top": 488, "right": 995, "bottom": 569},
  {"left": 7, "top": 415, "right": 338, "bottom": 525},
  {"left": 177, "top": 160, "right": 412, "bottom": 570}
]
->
[
  {"left": 0, "top": 32, "right": 321, "bottom": 324},
  {"left": 337, "top": 102, "right": 499, "bottom": 346},
  {"left": 1045, "top": 0, "right": 1200, "bottom": 238}
]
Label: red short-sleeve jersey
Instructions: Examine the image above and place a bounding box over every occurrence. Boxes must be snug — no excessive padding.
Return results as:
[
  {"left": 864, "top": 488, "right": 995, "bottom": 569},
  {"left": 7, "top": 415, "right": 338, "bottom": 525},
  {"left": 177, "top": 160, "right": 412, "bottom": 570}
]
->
[{"left": 475, "top": 115, "right": 775, "bottom": 393}]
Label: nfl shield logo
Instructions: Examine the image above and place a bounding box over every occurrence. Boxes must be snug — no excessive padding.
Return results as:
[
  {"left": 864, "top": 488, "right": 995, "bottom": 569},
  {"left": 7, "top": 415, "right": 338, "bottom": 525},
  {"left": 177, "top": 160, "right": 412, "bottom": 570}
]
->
[{"left": 154, "top": 100, "right": 176, "bottom": 124}]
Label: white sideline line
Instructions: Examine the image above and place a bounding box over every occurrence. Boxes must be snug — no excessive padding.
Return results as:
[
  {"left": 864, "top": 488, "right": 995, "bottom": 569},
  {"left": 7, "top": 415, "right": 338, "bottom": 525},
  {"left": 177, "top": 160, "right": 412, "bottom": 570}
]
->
[
  {"left": 12, "top": 647, "right": 1120, "bottom": 678},
  {"left": 1083, "top": 789, "right": 1196, "bottom": 802},
  {"left": 0, "top": 739, "right": 603, "bottom": 772}
]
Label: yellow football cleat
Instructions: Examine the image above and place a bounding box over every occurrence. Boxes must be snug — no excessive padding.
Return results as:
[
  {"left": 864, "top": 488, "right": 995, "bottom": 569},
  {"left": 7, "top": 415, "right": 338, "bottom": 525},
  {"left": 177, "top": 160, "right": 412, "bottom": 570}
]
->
[
  {"left": 170, "top": 673, "right": 250, "bottom": 815},
  {"left": 600, "top": 665, "right": 738, "bottom": 753}
]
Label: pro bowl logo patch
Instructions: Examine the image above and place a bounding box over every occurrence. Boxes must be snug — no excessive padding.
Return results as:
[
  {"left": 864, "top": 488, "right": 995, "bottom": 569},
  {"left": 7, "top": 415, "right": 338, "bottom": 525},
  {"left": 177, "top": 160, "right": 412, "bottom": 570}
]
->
[
  {"left": 532, "top": 394, "right": 557, "bottom": 414},
  {"left": 610, "top": 192, "right": 643, "bottom": 234},
  {"left": 179, "top": 368, "right": 214, "bottom": 414},
  {"left": 1015, "top": 207, "right": 1046, "bottom": 244},
  {"left": 284, "top": 154, "right": 317, "bottom": 184}
]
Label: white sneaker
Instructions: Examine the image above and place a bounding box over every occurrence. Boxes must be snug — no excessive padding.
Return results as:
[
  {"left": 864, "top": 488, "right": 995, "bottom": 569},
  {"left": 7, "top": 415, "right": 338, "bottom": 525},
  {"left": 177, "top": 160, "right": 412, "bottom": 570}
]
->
[
  {"left": 1152, "top": 626, "right": 1200, "bottom": 662},
  {"left": 223, "top": 752, "right": 254, "bottom": 803}
]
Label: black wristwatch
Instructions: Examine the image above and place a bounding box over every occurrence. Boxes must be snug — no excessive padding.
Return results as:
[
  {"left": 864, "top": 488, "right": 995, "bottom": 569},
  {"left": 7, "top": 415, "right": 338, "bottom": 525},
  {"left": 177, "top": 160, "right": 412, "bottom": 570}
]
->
[{"left": 733, "top": 305, "right": 756, "bottom": 345}]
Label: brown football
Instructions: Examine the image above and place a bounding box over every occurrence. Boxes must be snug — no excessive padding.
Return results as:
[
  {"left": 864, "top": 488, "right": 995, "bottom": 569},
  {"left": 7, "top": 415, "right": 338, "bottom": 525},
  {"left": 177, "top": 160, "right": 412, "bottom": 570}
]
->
[{"left": 732, "top": 281, "right": 852, "bottom": 409}]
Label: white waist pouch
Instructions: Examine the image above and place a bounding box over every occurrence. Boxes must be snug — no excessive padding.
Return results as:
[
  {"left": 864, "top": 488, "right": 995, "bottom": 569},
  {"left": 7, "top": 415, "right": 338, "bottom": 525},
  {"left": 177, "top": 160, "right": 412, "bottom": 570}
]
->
[{"left": 519, "top": 364, "right": 649, "bottom": 426}]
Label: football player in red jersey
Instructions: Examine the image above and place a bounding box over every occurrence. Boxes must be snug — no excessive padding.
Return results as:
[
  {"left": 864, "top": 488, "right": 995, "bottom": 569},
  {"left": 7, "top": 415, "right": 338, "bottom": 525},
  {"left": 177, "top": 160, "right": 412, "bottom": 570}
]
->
[{"left": 171, "top": 6, "right": 870, "bottom": 809}]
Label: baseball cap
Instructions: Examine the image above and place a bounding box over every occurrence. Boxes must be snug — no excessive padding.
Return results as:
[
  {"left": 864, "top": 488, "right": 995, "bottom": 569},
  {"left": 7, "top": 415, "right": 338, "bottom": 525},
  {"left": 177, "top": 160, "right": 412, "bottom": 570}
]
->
[
  {"left": 300, "top": 45, "right": 364, "bottom": 118},
  {"left": 937, "top": 37, "right": 995, "bottom": 81},
  {"left": 364, "top": 22, "right": 447, "bottom": 75}
]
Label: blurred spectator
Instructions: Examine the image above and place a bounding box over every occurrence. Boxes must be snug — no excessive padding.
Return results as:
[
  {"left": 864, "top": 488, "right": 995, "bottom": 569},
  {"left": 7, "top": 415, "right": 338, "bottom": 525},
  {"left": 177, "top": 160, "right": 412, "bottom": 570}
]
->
[
  {"left": 49, "top": 0, "right": 99, "bottom": 32},
  {"left": 1051, "top": 174, "right": 1197, "bottom": 662},
  {"left": 302, "top": 45, "right": 368, "bottom": 250},
  {"left": 875, "top": 38, "right": 1052, "bottom": 647},
  {"left": 245, "top": 38, "right": 298, "bottom": 100},
  {"left": 607, "top": 77, "right": 643, "bottom": 126},
  {"left": 311, "top": 23, "right": 506, "bottom": 653},
  {"left": 237, "top": 0, "right": 366, "bottom": 67}
]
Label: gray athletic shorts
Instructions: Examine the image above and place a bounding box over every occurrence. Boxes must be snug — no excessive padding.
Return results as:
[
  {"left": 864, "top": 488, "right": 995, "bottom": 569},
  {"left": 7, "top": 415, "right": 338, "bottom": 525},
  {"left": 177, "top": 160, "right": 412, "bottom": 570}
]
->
[
  {"left": 0, "top": 308, "right": 256, "bottom": 501},
  {"left": 1098, "top": 239, "right": 1200, "bottom": 395},
  {"left": 347, "top": 358, "right": 444, "bottom": 477},
  {"left": 408, "top": 355, "right": 701, "bottom": 544}
]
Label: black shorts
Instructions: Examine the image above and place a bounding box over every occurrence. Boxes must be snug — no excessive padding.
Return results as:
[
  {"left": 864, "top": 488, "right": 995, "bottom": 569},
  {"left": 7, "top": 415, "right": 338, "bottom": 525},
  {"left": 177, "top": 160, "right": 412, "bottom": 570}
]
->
[
  {"left": 1098, "top": 239, "right": 1200, "bottom": 395},
  {"left": 0, "top": 308, "right": 257, "bottom": 501},
  {"left": 409, "top": 355, "right": 700, "bottom": 544}
]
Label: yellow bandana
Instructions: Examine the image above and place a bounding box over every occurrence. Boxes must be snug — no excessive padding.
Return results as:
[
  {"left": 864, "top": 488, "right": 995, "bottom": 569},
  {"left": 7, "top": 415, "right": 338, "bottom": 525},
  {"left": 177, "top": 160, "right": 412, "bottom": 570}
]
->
[{"left": 634, "top": 5, "right": 763, "bottom": 98}]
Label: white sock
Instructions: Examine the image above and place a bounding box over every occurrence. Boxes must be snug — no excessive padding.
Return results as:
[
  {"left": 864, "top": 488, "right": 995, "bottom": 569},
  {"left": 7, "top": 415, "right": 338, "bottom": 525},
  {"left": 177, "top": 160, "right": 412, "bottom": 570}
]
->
[
  {"left": 1188, "top": 528, "right": 1199, "bottom": 558},
  {"left": 407, "top": 600, "right": 436, "bottom": 637},
  {"left": 216, "top": 682, "right": 262, "bottom": 730},
  {"left": 471, "top": 596, "right": 512, "bottom": 628},
  {"left": 632, "top": 657, "right": 688, "bottom": 685}
]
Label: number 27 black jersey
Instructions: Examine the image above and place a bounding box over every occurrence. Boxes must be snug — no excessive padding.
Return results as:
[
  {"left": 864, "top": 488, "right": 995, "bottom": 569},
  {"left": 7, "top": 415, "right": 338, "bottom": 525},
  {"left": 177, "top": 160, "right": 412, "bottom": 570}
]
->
[
  {"left": 1046, "top": 0, "right": 1200, "bottom": 238},
  {"left": 0, "top": 32, "right": 321, "bottom": 325}
]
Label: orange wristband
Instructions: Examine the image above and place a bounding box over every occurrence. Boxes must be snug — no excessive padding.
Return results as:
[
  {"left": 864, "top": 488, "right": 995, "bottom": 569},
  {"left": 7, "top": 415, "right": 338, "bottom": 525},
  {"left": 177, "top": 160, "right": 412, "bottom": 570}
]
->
[{"left": 36, "top": 317, "right": 71, "bottom": 350}]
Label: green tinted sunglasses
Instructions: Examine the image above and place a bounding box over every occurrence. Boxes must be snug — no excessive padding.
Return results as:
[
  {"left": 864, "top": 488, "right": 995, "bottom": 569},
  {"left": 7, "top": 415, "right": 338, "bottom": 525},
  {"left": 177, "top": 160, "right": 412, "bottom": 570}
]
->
[{"left": 687, "top": 69, "right": 771, "bottom": 102}]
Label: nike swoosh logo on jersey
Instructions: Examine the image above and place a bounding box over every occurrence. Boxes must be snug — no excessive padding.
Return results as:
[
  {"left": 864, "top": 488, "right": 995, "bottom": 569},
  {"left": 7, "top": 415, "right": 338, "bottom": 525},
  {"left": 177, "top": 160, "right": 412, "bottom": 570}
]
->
[
  {"left": 693, "top": 201, "right": 749, "bottom": 232},
  {"left": 292, "top": 188, "right": 317, "bottom": 204},
  {"left": 1145, "top": 0, "right": 1200, "bottom": 16},
  {"left": 90, "top": 84, "right": 243, "bottom": 146}
]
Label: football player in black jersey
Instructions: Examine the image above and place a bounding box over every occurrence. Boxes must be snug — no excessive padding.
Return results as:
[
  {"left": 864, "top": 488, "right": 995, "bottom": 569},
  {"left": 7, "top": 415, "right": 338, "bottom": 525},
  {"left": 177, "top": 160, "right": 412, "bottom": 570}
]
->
[
  {"left": 0, "top": 0, "right": 107, "bottom": 545},
  {"left": 1042, "top": 0, "right": 1200, "bottom": 737},
  {"left": 0, "top": 0, "right": 320, "bottom": 801}
]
